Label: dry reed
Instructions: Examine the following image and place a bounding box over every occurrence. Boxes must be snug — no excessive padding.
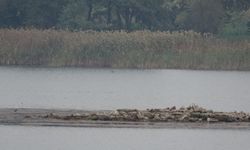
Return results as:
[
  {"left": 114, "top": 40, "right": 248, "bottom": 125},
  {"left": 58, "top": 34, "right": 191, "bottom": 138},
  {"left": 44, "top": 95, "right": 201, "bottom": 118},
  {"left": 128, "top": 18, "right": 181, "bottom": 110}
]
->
[{"left": 0, "top": 29, "right": 249, "bottom": 70}]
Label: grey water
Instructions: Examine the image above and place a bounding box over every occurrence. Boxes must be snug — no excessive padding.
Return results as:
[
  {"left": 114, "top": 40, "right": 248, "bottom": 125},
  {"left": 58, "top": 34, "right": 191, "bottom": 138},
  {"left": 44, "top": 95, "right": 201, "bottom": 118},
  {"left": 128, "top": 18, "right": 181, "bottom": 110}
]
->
[
  {"left": 1, "top": 66, "right": 250, "bottom": 149},
  {"left": 0, "top": 66, "right": 250, "bottom": 111},
  {"left": 0, "top": 125, "right": 250, "bottom": 150}
]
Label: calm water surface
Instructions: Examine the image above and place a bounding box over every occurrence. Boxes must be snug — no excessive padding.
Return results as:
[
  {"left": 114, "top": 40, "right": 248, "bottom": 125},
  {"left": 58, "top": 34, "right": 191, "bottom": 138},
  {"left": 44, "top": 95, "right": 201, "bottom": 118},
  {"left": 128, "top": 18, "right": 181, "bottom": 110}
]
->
[
  {"left": 0, "top": 125, "right": 250, "bottom": 150},
  {"left": 0, "top": 66, "right": 250, "bottom": 111},
  {"left": 1, "top": 67, "right": 250, "bottom": 150}
]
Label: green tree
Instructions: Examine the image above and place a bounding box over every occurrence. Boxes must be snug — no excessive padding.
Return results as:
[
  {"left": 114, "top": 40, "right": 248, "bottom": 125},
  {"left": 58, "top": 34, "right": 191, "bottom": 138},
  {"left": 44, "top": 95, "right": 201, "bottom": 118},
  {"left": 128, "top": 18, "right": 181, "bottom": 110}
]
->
[
  {"left": 23, "top": 0, "right": 67, "bottom": 28},
  {"left": 0, "top": 0, "right": 26, "bottom": 28},
  {"left": 188, "top": 0, "right": 225, "bottom": 33},
  {"left": 1, "top": 0, "right": 249, "bottom": 35},
  {"left": 222, "top": 0, "right": 250, "bottom": 11},
  {"left": 220, "top": 9, "right": 250, "bottom": 38}
]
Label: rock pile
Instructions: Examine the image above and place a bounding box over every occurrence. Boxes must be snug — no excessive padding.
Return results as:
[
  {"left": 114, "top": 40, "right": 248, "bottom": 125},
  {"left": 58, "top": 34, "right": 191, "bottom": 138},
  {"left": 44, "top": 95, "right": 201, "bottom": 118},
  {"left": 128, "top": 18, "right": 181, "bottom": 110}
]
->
[{"left": 41, "top": 105, "right": 250, "bottom": 123}]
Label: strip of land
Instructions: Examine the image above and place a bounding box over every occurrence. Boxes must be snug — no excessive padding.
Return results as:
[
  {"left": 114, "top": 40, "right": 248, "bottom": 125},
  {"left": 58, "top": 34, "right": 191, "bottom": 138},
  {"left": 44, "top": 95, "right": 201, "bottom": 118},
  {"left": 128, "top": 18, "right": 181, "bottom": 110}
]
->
[{"left": 0, "top": 105, "right": 250, "bottom": 129}]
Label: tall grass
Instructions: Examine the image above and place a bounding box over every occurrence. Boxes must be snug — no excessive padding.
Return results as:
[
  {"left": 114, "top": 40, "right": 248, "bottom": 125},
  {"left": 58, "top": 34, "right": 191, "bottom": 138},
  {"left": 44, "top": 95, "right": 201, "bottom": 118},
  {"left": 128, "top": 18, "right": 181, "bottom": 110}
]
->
[{"left": 0, "top": 29, "right": 249, "bottom": 70}]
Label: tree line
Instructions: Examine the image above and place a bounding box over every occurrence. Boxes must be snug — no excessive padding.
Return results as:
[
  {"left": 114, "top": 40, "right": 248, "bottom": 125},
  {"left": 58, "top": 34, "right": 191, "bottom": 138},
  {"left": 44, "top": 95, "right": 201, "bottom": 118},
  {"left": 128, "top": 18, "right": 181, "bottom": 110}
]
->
[{"left": 0, "top": 0, "right": 250, "bottom": 35}]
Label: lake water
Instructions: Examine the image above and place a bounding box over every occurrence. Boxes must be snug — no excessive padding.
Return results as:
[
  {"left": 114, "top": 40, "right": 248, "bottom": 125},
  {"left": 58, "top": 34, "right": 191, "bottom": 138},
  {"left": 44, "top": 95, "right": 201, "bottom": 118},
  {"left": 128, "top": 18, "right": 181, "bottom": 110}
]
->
[
  {"left": 0, "top": 125, "right": 250, "bottom": 150},
  {"left": 0, "top": 66, "right": 250, "bottom": 111},
  {"left": 1, "top": 66, "right": 250, "bottom": 149}
]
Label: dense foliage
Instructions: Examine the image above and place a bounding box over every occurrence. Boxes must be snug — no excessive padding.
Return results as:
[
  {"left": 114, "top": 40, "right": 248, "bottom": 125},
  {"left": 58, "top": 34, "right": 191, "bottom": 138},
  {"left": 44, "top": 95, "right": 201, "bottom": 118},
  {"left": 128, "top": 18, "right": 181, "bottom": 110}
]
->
[{"left": 0, "top": 0, "right": 250, "bottom": 36}]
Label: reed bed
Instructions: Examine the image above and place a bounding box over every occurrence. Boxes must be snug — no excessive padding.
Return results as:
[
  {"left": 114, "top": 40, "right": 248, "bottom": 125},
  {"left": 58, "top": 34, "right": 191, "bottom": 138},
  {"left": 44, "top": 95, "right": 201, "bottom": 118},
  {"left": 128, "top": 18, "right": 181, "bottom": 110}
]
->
[{"left": 0, "top": 29, "right": 249, "bottom": 70}]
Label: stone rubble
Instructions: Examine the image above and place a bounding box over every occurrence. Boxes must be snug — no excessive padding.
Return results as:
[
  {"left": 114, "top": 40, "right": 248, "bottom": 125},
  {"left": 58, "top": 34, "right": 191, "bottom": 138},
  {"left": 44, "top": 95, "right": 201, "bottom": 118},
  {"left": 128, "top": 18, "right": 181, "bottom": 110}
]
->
[{"left": 41, "top": 105, "right": 250, "bottom": 123}]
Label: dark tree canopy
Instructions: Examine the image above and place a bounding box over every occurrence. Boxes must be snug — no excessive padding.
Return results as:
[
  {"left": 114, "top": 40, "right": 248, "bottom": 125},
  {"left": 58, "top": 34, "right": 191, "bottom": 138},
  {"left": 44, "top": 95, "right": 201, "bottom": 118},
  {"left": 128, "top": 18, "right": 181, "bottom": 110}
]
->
[{"left": 0, "top": 0, "right": 250, "bottom": 35}]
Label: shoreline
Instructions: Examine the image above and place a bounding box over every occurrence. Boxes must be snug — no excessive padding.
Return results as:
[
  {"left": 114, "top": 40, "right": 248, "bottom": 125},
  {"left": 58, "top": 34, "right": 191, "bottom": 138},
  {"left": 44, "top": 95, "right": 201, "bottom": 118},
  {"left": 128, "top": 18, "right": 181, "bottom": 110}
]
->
[
  {"left": 1, "top": 106, "right": 250, "bottom": 129},
  {"left": 1, "top": 65, "right": 250, "bottom": 71}
]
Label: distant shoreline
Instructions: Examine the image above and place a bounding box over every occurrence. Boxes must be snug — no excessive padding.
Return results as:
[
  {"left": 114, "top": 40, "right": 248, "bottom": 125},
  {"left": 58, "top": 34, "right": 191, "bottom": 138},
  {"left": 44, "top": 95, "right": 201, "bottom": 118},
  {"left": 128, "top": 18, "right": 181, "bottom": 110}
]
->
[
  {"left": 1, "top": 106, "right": 250, "bottom": 129},
  {"left": 1, "top": 65, "right": 250, "bottom": 72}
]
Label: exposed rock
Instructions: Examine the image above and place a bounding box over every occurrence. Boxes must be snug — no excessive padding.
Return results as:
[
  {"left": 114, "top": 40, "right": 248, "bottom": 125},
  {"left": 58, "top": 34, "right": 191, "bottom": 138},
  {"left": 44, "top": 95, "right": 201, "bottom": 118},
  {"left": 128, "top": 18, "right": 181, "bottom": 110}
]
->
[
  {"left": 153, "top": 113, "right": 161, "bottom": 121},
  {"left": 39, "top": 105, "right": 250, "bottom": 123},
  {"left": 147, "top": 109, "right": 161, "bottom": 113},
  {"left": 72, "top": 113, "right": 81, "bottom": 117},
  {"left": 179, "top": 107, "right": 187, "bottom": 112},
  {"left": 24, "top": 115, "right": 32, "bottom": 119},
  {"left": 142, "top": 112, "right": 154, "bottom": 120},
  {"left": 188, "top": 118, "right": 200, "bottom": 122},
  {"left": 87, "top": 114, "right": 99, "bottom": 121},
  {"left": 207, "top": 118, "right": 219, "bottom": 123},
  {"left": 172, "top": 112, "right": 183, "bottom": 116},
  {"left": 179, "top": 114, "right": 190, "bottom": 122},
  {"left": 170, "top": 106, "right": 176, "bottom": 111},
  {"left": 187, "top": 105, "right": 207, "bottom": 112}
]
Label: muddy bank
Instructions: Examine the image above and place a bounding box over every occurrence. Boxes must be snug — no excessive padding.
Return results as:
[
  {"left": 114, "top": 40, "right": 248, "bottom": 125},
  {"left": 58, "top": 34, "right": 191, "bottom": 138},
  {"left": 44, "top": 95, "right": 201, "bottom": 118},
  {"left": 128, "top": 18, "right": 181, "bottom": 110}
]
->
[{"left": 0, "top": 105, "right": 250, "bottom": 129}]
